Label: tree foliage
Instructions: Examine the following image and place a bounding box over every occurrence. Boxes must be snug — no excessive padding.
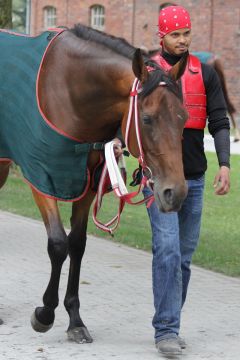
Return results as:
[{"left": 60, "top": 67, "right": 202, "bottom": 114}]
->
[
  {"left": 0, "top": 0, "right": 12, "bottom": 28},
  {"left": 13, "top": 0, "right": 27, "bottom": 32}
]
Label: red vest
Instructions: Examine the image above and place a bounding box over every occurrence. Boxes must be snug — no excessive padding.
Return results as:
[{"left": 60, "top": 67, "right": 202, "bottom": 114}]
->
[{"left": 151, "top": 53, "right": 207, "bottom": 129}]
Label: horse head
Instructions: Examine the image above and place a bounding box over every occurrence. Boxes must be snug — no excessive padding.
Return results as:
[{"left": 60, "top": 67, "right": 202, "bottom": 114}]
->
[{"left": 123, "top": 50, "right": 189, "bottom": 212}]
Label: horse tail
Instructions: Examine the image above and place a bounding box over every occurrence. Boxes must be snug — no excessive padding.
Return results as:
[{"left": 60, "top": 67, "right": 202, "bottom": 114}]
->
[{"left": 213, "top": 58, "right": 236, "bottom": 114}]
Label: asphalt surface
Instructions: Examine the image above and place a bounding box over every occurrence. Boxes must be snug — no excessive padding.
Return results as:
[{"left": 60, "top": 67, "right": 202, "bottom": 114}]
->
[{"left": 0, "top": 135, "right": 240, "bottom": 360}]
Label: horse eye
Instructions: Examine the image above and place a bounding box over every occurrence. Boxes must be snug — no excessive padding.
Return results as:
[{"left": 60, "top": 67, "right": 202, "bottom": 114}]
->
[{"left": 143, "top": 114, "right": 152, "bottom": 125}]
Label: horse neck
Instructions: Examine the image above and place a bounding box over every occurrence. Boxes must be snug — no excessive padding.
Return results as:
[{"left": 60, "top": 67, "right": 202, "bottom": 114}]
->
[
  {"left": 78, "top": 68, "right": 134, "bottom": 142},
  {"left": 66, "top": 42, "right": 135, "bottom": 141},
  {"left": 40, "top": 32, "right": 135, "bottom": 142}
]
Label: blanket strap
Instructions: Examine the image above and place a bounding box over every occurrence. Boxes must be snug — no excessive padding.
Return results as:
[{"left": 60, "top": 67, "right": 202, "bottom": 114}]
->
[{"left": 74, "top": 142, "right": 106, "bottom": 153}]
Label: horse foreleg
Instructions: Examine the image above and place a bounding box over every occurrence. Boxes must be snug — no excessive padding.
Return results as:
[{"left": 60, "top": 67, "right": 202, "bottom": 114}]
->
[
  {"left": 64, "top": 191, "right": 95, "bottom": 343},
  {"left": 30, "top": 190, "right": 68, "bottom": 333}
]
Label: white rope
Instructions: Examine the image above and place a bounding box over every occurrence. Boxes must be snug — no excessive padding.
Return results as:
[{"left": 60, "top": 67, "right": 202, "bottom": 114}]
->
[{"left": 105, "top": 141, "right": 128, "bottom": 196}]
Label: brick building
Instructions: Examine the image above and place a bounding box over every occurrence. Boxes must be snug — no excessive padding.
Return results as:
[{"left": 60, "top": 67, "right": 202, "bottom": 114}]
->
[{"left": 29, "top": 0, "right": 240, "bottom": 113}]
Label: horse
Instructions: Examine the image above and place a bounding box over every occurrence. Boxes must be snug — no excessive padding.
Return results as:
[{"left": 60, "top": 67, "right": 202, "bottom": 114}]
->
[{"left": 0, "top": 24, "right": 188, "bottom": 342}]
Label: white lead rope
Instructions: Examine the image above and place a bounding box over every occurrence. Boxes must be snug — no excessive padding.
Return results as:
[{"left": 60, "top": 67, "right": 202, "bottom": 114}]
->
[
  {"left": 92, "top": 140, "right": 154, "bottom": 234},
  {"left": 92, "top": 140, "right": 126, "bottom": 234},
  {"left": 104, "top": 141, "right": 128, "bottom": 197}
]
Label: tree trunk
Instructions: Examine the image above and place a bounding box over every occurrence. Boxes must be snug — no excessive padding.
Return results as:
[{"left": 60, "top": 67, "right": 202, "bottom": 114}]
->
[{"left": 0, "top": 0, "right": 12, "bottom": 28}]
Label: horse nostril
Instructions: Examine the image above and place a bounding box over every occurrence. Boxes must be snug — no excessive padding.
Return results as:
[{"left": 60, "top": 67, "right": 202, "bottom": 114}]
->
[{"left": 163, "top": 188, "right": 174, "bottom": 205}]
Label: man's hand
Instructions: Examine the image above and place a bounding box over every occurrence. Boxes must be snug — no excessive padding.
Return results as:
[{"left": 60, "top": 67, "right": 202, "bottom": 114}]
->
[
  {"left": 213, "top": 166, "right": 230, "bottom": 195},
  {"left": 113, "top": 138, "right": 123, "bottom": 158}
]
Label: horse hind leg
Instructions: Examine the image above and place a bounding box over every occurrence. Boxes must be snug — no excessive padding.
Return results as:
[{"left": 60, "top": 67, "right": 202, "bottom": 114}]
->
[
  {"left": 0, "top": 161, "right": 11, "bottom": 189},
  {"left": 30, "top": 190, "right": 68, "bottom": 333},
  {"left": 64, "top": 192, "right": 95, "bottom": 343},
  {"left": 234, "top": 128, "right": 240, "bottom": 142},
  {"left": 0, "top": 161, "right": 12, "bottom": 325},
  {"left": 228, "top": 112, "right": 240, "bottom": 142}
]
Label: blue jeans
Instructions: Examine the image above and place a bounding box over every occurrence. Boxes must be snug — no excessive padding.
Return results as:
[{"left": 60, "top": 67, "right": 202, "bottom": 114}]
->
[{"left": 143, "top": 176, "right": 205, "bottom": 342}]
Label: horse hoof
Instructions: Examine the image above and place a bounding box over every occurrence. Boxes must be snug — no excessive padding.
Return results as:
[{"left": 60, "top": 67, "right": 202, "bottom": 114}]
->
[
  {"left": 67, "top": 326, "right": 93, "bottom": 344},
  {"left": 30, "top": 311, "right": 53, "bottom": 333}
]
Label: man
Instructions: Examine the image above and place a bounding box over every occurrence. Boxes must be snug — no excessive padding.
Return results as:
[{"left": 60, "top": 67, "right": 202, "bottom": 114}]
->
[{"left": 142, "top": 5, "right": 230, "bottom": 356}]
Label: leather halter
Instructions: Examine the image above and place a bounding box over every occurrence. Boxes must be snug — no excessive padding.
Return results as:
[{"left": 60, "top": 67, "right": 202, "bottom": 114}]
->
[
  {"left": 92, "top": 77, "right": 159, "bottom": 234},
  {"left": 125, "top": 78, "right": 147, "bottom": 169}
]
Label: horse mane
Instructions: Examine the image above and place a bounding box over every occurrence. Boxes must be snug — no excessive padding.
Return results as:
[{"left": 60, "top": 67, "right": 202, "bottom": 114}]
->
[
  {"left": 69, "top": 24, "right": 180, "bottom": 99},
  {"left": 70, "top": 23, "right": 148, "bottom": 61}
]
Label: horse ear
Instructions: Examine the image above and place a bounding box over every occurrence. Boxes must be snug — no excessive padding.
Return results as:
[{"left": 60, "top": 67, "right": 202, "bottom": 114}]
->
[
  {"left": 168, "top": 51, "right": 189, "bottom": 81},
  {"left": 132, "top": 49, "right": 149, "bottom": 83}
]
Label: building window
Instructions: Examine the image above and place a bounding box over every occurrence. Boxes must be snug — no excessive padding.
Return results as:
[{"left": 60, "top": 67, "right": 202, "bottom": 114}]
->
[
  {"left": 43, "top": 6, "right": 57, "bottom": 29},
  {"left": 90, "top": 5, "right": 105, "bottom": 31}
]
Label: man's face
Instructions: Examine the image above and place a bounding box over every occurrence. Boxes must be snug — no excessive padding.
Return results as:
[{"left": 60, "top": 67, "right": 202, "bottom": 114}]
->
[{"left": 162, "top": 28, "right": 192, "bottom": 56}]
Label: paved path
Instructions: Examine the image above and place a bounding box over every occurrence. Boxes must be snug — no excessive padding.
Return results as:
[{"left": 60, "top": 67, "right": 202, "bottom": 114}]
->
[{"left": 0, "top": 211, "right": 240, "bottom": 360}]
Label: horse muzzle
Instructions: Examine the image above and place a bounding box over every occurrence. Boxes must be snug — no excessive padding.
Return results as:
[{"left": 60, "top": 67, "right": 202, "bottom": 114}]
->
[{"left": 153, "top": 180, "right": 188, "bottom": 212}]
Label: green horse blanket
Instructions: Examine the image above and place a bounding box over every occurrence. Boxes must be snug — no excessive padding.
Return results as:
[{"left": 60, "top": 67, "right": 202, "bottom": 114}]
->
[{"left": 0, "top": 29, "right": 102, "bottom": 201}]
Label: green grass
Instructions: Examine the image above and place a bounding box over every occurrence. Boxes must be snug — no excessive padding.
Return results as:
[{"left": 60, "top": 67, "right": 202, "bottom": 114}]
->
[
  {"left": 192, "top": 153, "right": 240, "bottom": 277},
  {"left": 0, "top": 153, "right": 239, "bottom": 277}
]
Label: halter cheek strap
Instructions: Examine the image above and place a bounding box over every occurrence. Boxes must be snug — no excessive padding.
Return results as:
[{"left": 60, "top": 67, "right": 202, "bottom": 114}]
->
[{"left": 125, "top": 78, "right": 146, "bottom": 169}]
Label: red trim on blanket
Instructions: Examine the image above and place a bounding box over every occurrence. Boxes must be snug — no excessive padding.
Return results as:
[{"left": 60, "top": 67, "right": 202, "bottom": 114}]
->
[
  {"left": 0, "top": 158, "right": 13, "bottom": 163},
  {"left": 46, "top": 28, "right": 66, "bottom": 32},
  {"left": 23, "top": 168, "right": 91, "bottom": 202},
  {"left": 0, "top": 28, "right": 78, "bottom": 141},
  {"left": 0, "top": 158, "right": 12, "bottom": 162},
  {"left": 0, "top": 29, "right": 30, "bottom": 37},
  {"left": 36, "top": 30, "right": 85, "bottom": 143},
  {"left": 0, "top": 154, "right": 91, "bottom": 202},
  {"left": 0, "top": 29, "right": 99, "bottom": 202}
]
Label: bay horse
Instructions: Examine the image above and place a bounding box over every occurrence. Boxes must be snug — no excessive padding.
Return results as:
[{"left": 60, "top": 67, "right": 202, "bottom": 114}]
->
[{"left": 0, "top": 24, "right": 188, "bottom": 342}]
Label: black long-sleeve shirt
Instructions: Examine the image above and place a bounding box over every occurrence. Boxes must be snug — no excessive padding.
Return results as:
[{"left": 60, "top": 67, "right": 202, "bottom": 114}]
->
[{"left": 162, "top": 51, "right": 230, "bottom": 179}]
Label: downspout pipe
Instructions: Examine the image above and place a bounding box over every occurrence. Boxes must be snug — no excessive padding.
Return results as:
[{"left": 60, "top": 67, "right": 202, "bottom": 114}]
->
[
  {"left": 131, "top": 0, "right": 136, "bottom": 45},
  {"left": 209, "top": 0, "right": 214, "bottom": 51},
  {"left": 26, "top": 0, "right": 31, "bottom": 34},
  {"left": 65, "top": 0, "right": 69, "bottom": 27}
]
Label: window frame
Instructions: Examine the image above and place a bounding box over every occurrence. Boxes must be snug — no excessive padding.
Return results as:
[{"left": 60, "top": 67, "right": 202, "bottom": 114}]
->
[
  {"left": 90, "top": 5, "right": 105, "bottom": 31},
  {"left": 43, "top": 6, "right": 57, "bottom": 29}
]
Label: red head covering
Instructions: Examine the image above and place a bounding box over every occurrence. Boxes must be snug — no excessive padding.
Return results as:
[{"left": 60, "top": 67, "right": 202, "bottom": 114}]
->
[{"left": 158, "top": 5, "right": 191, "bottom": 38}]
